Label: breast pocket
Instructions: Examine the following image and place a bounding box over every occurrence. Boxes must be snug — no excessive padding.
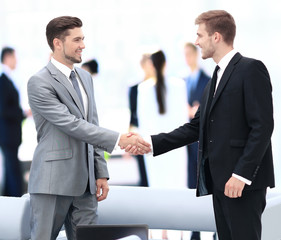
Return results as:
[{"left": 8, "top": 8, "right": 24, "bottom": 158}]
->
[{"left": 45, "top": 149, "right": 72, "bottom": 161}]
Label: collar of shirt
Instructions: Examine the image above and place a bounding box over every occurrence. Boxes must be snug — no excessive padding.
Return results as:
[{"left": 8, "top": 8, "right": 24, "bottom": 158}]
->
[
  {"left": 50, "top": 57, "right": 88, "bottom": 118},
  {"left": 215, "top": 49, "right": 238, "bottom": 90},
  {"left": 51, "top": 57, "right": 74, "bottom": 79},
  {"left": 1, "top": 64, "right": 13, "bottom": 79},
  {"left": 188, "top": 69, "right": 200, "bottom": 83}
]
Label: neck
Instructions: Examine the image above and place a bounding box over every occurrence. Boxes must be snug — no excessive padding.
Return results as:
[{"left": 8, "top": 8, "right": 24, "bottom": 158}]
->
[
  {"left": 52, "top": 53, "right": 73, "bottom": 70},
  {"left": 2, "top": 64, "right": 13, "bottom": 74},
  {"left": 189, "top": 63, "right": 199, "bottom": 73},
  {"left": 213, "top": 45, "right": 234, "bottom": 64}
]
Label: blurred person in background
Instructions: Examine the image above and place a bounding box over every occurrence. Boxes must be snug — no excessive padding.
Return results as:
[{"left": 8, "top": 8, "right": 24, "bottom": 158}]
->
[
  {"left": 137, "top": 50, "right": 187, "bottom": 239},
  {"left": 0, "top": 47, "right": 25, "bottom": 197},
  {"left": 183, "top": 42, "right": 211, "bottom": 240},
  {"left": 128, "top": 53, "right": 154, "bottom": 187},
  {"left": 82, "top": 59, "right": 99, "bottom": 77},
  {"left": 81, "top": 59, "right": 102, "bottom": 114}
]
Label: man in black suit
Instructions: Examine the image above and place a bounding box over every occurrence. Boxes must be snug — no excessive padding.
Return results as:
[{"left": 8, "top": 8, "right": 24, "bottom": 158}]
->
[
  {"left": 126, "top": 10, "right": 274, "bottom": 240},
  {"left": 0, "top": 47, "right": 25, "bottom": 196}
]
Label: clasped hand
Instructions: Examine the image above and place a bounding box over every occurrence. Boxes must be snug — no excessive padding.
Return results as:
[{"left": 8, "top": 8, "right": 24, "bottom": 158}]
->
[{"left": 119, "top": 132, "right": 151, "bottom": 154}]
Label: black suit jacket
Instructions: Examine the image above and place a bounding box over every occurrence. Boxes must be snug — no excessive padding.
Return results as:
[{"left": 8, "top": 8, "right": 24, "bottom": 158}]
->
[
  {"left": 152, "top": 53, "right": 275, "bottom": 196},
  {"left": 0, "top": 73, "right": 24, "bottom": 147}
]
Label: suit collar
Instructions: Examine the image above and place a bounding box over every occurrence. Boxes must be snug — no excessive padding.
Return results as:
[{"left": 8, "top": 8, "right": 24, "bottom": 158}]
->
[
  {"left": 217, "top": 49, "right": 238, "bottom": 72},
  {"left": 209, "top": 52, "right": 242, "bottom": 111},
  {"left": 1, "top": 64, "right": 13, "bottom": 80},
  {"left": 50, "top": 57, "right": 72, "bottom": 78},
  {"left": 46, "top": 61, "right": 86, "bottom": 119}
]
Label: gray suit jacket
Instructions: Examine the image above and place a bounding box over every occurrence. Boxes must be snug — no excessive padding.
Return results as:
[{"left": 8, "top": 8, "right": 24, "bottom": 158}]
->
[{"left": 27, "top": 61, "right": 119, "bottom": 196}]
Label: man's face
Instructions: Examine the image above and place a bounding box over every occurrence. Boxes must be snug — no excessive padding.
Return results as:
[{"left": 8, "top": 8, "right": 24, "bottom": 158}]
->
[
  {"left": 195, "top": 23, "right": 215, "bottom": 60},
  {"left": 184, "top": 46, "right": 197, "bottom": 67},
  {"left": 4, "top": 52, "right": 17, "bottom": 70},
  {"left": 9, "top": 52, "right": 17, "bottom": 70},
  {"left": 61, "top": 27, "right": 85, "bottom": 66}
]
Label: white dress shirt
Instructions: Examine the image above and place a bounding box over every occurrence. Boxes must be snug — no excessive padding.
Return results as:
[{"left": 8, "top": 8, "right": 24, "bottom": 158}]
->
[
  {"left": 215, "top": 49, "right": 237, "bottom": 92},
  {"left": 51, "top": 57, "right": 88, "bottom": 119}
]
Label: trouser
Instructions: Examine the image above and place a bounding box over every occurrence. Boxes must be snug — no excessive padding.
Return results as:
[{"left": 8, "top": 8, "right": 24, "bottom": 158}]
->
[
  {"left": 1, "top": 145, "right": 23, "bottom": 197},
  {"left": 30, "top": 191, "right": 98, "bottom": 240},
  {"left": 212, "top": 187, "right": 266, "bottom": 240}
]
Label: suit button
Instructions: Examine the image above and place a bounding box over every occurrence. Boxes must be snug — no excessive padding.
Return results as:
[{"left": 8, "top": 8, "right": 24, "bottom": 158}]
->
[
  {"left": 210, "top": 119, "right": 214, "bottom": 122},
  {"left": 209, "top": 140, "right": 213, "bottom": 143}
]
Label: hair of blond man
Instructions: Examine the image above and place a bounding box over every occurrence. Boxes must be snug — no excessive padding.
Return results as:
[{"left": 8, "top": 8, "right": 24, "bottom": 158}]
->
[{"left": 195, "top": 10, "right": 236, "bottom": 45}]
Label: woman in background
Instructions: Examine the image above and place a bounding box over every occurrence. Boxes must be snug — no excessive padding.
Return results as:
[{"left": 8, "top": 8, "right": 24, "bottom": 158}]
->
[
  {"left": 138, "top": 50, "right": 187, "bottom": 188},
  {"left": 137, "top": 50, "right": 187, "bottom": 239},
  {"left": 128, "top": 53, "right": 154, "bottom": 187}
]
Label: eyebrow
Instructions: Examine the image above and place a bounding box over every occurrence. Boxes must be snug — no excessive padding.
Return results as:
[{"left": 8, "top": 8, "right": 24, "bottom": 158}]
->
[{"left": 73, "top": 36, "right": 85, "bottom": 40}]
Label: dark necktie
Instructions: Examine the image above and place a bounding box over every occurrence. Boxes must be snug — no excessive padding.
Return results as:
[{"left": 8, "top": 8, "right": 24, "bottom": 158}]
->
[
  {"left": 210, "top": 65, "right": 220, "bottom": 97},
  {"left": 70, "top": 70, "right": 84, "bottom": 110},
  {"left": 206, "top": 65, "right": 220, "bottom": 114}
]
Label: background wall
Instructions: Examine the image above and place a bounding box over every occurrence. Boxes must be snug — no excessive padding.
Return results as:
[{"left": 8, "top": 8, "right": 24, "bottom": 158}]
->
[{"left": 1, "top": 0, "right": 281, "bottom": 188}]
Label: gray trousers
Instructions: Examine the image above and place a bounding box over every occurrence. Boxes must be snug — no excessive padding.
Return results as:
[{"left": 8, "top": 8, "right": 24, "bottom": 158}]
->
[{"left": 30, "top": 192, "right": 98, "bottom": 240}]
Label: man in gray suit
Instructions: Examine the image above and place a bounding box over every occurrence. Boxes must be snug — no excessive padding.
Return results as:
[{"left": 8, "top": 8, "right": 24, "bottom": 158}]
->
[{"left": 27, "top": 16, "right": 150, "bottom": 240}]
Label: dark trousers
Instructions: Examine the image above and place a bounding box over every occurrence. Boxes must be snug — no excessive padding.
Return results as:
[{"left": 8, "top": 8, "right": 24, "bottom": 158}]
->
[
  {"left": 187, "top": 143, "right": 198, "bottom": 189},
  {"left": 135, "top": 155, "right": 148, "bottom": 187},
  {"left": 188, "top": 143, "right": 201, "bottom": 240},
  {"left": 212, "top": 187, "right": 266, "bottom": 240},
  {"left": 1, "top": 145, "right": 23, "bottom": 197}
]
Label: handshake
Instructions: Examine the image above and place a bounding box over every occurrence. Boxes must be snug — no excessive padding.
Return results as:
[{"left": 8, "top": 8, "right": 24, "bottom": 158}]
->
[{"left": 118, "top": 132, "right": 151, "bottom": 155}]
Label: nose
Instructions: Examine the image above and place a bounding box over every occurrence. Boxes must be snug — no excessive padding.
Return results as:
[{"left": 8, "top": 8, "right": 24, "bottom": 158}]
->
[
  {"left": 195, "top": 38, "right": 199, "bottom": 46},
  {"left": 81, "top": 40, "right": 85, "bottom": 49}
]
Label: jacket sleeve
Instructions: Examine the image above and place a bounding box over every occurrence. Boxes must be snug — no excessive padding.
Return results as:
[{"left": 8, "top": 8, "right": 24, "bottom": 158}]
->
[
  {"left": 28, "top": 74, "right": 119, "bottom": 154},
  {"left": 151, "top": 107, "right": 200, "bottom": 156},
  {"left": 233, "top": 60, "right": 274, "bottom": 180}
]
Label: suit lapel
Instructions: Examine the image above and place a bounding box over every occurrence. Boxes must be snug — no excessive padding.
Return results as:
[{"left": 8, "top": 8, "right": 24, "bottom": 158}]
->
[
  {"left": 201, "top": 80, "right": 212, "bottom": 126},
  {"left": 46, "top": 62, "right": 86, "bottom": 119},
  {"left": 209, "top": 52, "right": 242, "bottom": 112},
  {"left": 75, "top": 67, "right": 92, "bottom": 121}
]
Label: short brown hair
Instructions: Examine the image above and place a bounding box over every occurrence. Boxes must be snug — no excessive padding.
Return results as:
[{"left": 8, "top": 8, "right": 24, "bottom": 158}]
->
[
  {"left": 195, "top": 10, "right": 236, "bottom": 45},
  {"left": 46, "top": 16, "right": 83, "bottom": 51},
  {"left": 1, "top": 47, "right": 15, "bottom": 63},
  {"left": 184, "top": 42, "right": 197, "bottom": 52}
]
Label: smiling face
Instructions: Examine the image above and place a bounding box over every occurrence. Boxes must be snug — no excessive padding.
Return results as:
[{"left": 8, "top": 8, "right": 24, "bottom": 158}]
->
[
  {"left": 53, "top": 27, "right": 85, "bottom": 69},
  {"left": 195, "top": 23, "right": 215, "bottom": 60}
]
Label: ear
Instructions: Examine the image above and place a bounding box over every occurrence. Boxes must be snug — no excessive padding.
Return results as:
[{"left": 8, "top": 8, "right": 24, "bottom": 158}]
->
[
  {"left": 213, "top": 32, "right": 222, "bottom": 43},
  {"left": 53, "top": 38, "right": 62, "bottom": 51}
]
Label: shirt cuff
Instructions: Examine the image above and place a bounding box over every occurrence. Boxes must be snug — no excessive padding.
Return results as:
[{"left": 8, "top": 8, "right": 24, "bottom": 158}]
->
[
  {"left": 232, "top": 173, "right": 252, "bottom": 185},
  {"left": 114, "top": 133, "right": 121, "bottom": 150},
  {"left": 143, "top": 135, "right": 153, "bottom": 155}
]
